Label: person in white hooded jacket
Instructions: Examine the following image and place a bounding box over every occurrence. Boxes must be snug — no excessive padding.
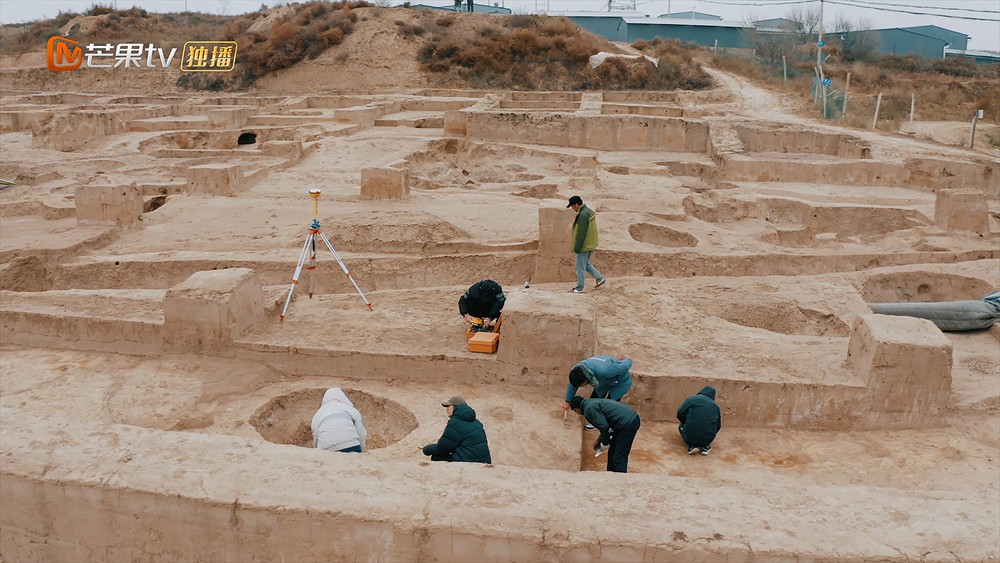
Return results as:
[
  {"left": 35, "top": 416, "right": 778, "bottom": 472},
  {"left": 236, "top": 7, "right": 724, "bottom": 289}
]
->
[{"left": 311, "top": 388, "right": 368, "bottom": 453}]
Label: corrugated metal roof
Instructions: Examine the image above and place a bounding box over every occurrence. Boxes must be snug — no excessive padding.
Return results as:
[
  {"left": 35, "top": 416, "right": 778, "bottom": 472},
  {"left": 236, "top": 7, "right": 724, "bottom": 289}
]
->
[
  {"left": 557, "top": 11, "right": 743, "bottom": 28},
  {"left": 620, "top": 17, "right": 745, "bottom": 28},
  {"left": 550, "top": 11, "right": 636, "bottom": 17}
]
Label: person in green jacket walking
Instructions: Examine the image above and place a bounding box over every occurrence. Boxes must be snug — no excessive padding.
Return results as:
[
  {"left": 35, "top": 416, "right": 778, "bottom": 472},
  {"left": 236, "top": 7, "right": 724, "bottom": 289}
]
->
[
  {"left": 567, "top": 195, "right": 606, "bottom": 294},
  {"left": 423, "top": 396, "right": 492, "bottom": 464}
]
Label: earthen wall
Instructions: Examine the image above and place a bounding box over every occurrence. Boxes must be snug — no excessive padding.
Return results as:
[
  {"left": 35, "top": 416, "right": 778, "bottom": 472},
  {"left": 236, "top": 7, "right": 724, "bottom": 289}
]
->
[{"left": 466, "top": 113, "right": 709, "bottom": 152}]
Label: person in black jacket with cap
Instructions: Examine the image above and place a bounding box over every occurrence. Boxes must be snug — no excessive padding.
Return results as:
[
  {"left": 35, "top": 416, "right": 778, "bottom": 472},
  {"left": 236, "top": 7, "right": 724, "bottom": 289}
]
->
[
  {"left": 423, "top": 396, "right": 492, "bottom": 464},
  {"left": 677, "top": 385, "right": 721, "bottom": 455},
  {"left": 570, "top": 396, "right": 640, "bottom": 473},
  {"left": 458, "top": 279, "right": 505, "bottom": 328}
]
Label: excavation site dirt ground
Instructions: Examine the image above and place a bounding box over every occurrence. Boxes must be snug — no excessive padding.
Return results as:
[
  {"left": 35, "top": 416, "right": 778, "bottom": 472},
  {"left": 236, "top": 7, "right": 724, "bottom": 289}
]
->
[{"left": 1, "top": 11, "right": 1000, "bottom": 562}]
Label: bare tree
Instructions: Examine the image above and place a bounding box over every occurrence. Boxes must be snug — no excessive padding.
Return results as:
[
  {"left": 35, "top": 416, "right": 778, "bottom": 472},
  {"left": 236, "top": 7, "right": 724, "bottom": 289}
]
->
[
  {"left": 785, "top": 5, "right": 820, "bottom": 43},
  {"left": 742, "top": 10, "right": 797, "bottom": 65},
  {"left": 832, "top": 15, "right": 880, "bottom": 62}
]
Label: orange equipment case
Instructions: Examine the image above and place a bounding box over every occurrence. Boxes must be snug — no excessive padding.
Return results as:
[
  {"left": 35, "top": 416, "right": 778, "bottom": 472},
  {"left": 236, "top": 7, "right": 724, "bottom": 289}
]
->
[
  {"left": 467, "top": 315, "right": 501, "bottom": 354},
  {"left": 468, "top": 332, "right": 500, "bottom": 354}
]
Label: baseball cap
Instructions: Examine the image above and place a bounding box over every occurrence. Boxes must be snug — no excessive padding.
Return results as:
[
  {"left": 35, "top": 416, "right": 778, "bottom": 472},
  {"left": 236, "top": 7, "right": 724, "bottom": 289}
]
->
[
  {"left": 566, "top": 195, "right": 583, "bottom": 208},
  {"left": 441, "top": 396, "right": 467, "bottom": 407}
]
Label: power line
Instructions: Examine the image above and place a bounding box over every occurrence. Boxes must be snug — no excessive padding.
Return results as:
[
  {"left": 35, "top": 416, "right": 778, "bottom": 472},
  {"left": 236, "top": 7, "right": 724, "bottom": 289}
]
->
[
  {"left": 632, "top": 0, "right": 816, "bottom": 8},
  {"left": 826, "top": 0, "right": 1000, "bottom": 20},
  {"left": 842, "top": 0, "right": 999, "bottom": 14},
  {"left": 664, "top": 0, "right": 818, "bottom": 5}
]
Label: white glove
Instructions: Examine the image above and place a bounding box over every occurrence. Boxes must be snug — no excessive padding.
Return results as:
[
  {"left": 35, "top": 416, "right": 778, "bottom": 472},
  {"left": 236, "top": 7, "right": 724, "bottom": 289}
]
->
[{"left": 594, "top": 441, "right": 610, "bottom": 457}]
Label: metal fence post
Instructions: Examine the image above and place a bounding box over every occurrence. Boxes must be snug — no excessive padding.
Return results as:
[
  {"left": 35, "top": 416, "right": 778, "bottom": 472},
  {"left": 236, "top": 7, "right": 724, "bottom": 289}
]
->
[
  {"left": 841, "top": 72, "right": 850, "bottom": 122},
  {"left": 908, "top": 93, "right": 915, "bottom": 132},
  {"left": 871, "top": 92, "right": 882, "bottom": 129},
  {"left": 969, "top": 109, "right": 982, "bottom": 148}
]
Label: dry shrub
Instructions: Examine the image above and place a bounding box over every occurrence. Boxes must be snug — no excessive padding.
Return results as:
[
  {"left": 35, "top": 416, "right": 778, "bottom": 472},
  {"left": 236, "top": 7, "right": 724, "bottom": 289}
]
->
[
  {"left": 931, "top": 57, "right": 980, "bottom": 78},
  {"left": 435, "top": 14, "right": 456, "bottom": 27},
  {"left": 631, "top": 39, "right": 651, "bottom": 51},
  {"left": 2, "top": 7, "right": 234, "bottom": 54},
  {"left": 324, "top": 27, "right": 345, "bottom": 45},
  {"left": 219, "top": 0, "right": 369, "bottom": 88},
  {"left": 86, "top": 3, "right": 117, "bottom": 16},
  {"left": 508, "top": 14, "right": 538, "bottom": 29},
  {"left": 395, "top": 20, "right": 425, "bottom": 37},
  {"left": 418, "top": 14, "right": 709, "bottom": 90},
  {"left": 583, "top": 56, "right": 711, "bottom": 90}
]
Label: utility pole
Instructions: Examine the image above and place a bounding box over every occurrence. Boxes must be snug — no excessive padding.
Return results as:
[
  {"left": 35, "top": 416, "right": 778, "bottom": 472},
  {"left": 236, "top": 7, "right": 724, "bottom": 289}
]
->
[{"left": 816, "top": 0, "right": 824, "bottom": 71}]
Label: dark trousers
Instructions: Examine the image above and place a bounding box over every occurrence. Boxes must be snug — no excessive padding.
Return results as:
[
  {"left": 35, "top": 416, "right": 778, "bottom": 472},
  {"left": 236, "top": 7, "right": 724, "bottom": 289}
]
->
[
  {"left": 679, "top": 424, "right": 715, "bottom": 449},
  {"left": 607, "top": 416, "right": 640, "bottom": 473}
]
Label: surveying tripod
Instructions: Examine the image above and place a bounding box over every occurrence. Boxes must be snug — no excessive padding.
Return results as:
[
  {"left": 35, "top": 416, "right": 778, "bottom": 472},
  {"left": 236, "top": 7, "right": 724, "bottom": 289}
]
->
[{"left": 280, "top": 189, "right": 373, "bottom": 321}]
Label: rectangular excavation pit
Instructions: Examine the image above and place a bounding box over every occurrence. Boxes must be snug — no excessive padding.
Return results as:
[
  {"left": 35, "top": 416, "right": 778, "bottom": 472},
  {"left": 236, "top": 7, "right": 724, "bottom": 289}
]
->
[
  {"left": 735, "top": 124, "right": 871, "bottom": 158},
  {"left": 498, "top": 100, "right": 581, "bottom": 111},
  {"left": 601, "top": 104, "right": 686, "bottom": 117},
  {"left": 509, "top": 92, "right": 582, "bottom": 102},
  {"left": 374, "top": 112, "right": 446, "bottom": 128}
]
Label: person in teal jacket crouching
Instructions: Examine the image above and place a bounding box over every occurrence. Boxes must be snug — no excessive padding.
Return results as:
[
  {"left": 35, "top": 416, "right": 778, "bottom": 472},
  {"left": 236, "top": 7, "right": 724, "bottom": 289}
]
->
[{"left": 423, "top": 396, "right": 492, "bottom": 464}]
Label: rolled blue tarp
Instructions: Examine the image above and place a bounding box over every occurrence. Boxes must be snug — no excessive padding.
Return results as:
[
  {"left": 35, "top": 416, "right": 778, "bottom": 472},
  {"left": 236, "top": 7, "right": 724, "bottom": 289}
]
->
[{"left": 868, "top": 291, "right": 1000, "bottom": 331}]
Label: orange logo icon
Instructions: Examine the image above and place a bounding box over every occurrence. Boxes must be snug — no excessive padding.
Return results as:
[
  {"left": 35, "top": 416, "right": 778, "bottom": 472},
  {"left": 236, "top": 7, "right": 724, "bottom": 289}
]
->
[{"left": 47, "top": 36, "right": 83, "bottom": 72}]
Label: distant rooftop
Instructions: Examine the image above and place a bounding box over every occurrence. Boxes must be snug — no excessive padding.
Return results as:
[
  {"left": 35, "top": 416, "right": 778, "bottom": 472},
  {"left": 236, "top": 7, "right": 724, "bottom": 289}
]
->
[
  {"left": 554, "top": 11, "right": 744, "bottom": 28},
  {"left": 656, "top": 11, "right": 722, "bottom": 20},
  {"left": 405, "top": 2, "right": 512, "bottom": 13}
]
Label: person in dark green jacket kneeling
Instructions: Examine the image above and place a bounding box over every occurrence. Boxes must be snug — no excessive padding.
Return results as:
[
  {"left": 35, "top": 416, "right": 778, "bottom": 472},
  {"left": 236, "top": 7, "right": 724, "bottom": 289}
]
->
[
  {"left": 423, "top": 396, "right": 492, "bottom": 464},
  {"left": 677, "top": 385, "right": 721, "bottom": 455}
]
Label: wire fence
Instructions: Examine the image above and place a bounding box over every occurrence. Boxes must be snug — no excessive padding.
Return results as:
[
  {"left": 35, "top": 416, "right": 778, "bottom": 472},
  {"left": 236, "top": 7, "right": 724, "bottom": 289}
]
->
[{"left": 812, "top": 77, "right": 845, "bottom": 121}]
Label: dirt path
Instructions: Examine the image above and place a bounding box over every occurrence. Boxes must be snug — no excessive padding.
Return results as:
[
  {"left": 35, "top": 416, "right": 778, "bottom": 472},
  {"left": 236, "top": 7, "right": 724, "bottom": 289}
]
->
[{"left": 702, "top": 65, "right": 999, "bottom": 162}]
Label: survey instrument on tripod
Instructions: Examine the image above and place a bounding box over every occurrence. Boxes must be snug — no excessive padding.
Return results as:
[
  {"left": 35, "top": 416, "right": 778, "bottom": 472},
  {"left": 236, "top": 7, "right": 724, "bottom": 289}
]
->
[{"left": 280, "top": 189, "right": 373, "bottom": 321}]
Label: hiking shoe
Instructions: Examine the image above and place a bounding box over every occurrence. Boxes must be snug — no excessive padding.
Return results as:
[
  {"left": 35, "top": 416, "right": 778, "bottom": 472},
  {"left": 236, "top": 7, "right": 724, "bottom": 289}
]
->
[
  {"left": 595, "top": 278, "right": 606, "bottom": 288},
  {"left": 687, "top": 446, "right": 700, "bottom": 455},
  {"left": 571, "top": 288, "right": 584, "bottom": 293},
  {"left": 584, "top": 424, "right": 597, "bottom": 431},
  {"left": 700, "top": 444, "right": 712, "bottom": 456}
]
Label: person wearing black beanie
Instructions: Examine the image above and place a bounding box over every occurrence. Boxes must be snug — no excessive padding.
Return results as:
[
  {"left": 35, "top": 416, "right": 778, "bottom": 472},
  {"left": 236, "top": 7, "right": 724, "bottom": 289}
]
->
[
  {"left": 570, "top": 396, "right": 641, "bottom": 473},
  {"left": 562, "top": 355, "right": 633, "bottom": 430}
]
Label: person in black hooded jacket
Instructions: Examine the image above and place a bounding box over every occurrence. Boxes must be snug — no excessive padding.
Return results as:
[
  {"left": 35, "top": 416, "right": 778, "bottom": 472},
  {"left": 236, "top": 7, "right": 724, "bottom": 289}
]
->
[
  {"left": 676, "top": 385, "right": 721, "bottom": 455},
  {"left": 570, "top": 396, "right": 640, "bottom": 473},
  {"left": 423, "top": 396, "right": 492, "bottom": 464},
  {"left": 458, "top": 279, "right": 505, "bottom": 328}
]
